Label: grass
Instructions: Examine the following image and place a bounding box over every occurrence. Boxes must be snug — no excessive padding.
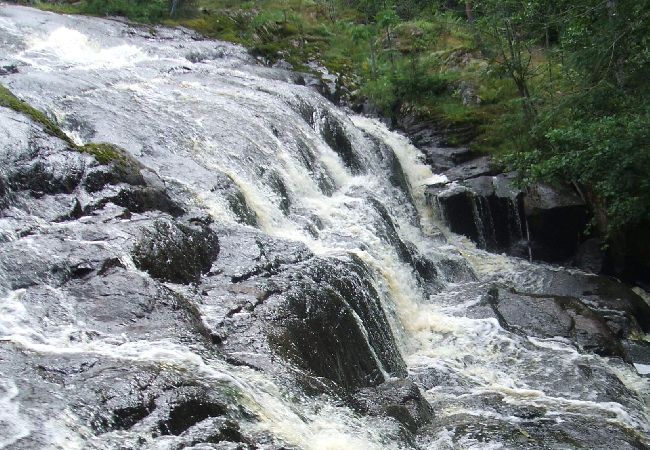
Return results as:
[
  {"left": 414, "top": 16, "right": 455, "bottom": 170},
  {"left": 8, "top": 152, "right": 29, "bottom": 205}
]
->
[{"left": 78, "top": 142, "right": 138, "bottom": 167}]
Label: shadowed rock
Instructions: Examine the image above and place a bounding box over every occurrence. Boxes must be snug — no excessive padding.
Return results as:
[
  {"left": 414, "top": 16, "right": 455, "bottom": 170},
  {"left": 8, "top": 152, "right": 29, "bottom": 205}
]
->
[
  {"left": 351, "top": 379, "right": 433, "bottom": 433},
  {"left": 132, "top": 219, "right": 220, "bottom": 284},
  {"left": 321, "top": 113, "right": 364, "bottom": 174},
  {"left": 269, "top": 256, "right": 407, "bottom": 391}
]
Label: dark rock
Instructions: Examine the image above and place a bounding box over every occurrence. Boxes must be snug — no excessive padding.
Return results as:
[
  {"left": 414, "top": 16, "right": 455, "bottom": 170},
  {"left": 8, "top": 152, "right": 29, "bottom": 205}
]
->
[
  {"left": 268, "top": 256, "right": 407, "bottom": 391},
  {"left": 83, "top": 160, "right": 145, "bottom": 192},
  {"left": 0, "top": 233, "right": 122, "bottom": 289},
  {"left": 263, "top": 170, "right": 291, "bottom": 215},
  {"left": 66, "top": 197, "right": 84, "bottom": 220},
  {"left": 351, "top": 379, "right": 433, "bottom": 433},
  {"left": 132, "top": 219, "right": 220, "bottom": 284},
  {"left": 321, "top": 113, "right": 364, "bottom": 174},
  {"left": 443, "top": 155, "right": 497, "bottom": 182},
  {"left": 0, "top": 64, "right": 19, "bottom": 75},
  {"left": 9, "top": 152, "right": 86, "bottom": 196},
  {"left": 524, "top": 182, "right": 588, "bottom": 262},
  {"left": 427, "top": 174, "right": 592, "bottom": 264},
  {"left": 106, "top": 186, "right": 185, "bottom": 216},
  {"left": 420, "top": 410, "right": 646, "bottom": 450},
  {"left": 573, "top": 238, "right": 606, "bottom": 273},
  {"left": 64, "top": 268, "right": 212, "bottom": 342},
  {"left": 488, "top": 286, "right": 624, "bottom": 356},
  {"left": 158, "top": 390, "right": 228, "bottom": 436},
  {"left": 421, "top": 146, "right": 474, "bottom": 173},
  {"left": 605, "top": 222, "right": 650, "bottom": 290},
  {"left": 427, "top": 174, "right": 525, "bottom": 254},
  {"left": 622, "top": 340, "right": 650, "bottom": 370},
  {"left": 524, "top": 268, "right": 650, "bottom": 337},
  {"left": 367, "top": 197, "right": 438, "bottom": 286},
  {"left": 211, "top": 173, "right": 258, "bottom": 226}
]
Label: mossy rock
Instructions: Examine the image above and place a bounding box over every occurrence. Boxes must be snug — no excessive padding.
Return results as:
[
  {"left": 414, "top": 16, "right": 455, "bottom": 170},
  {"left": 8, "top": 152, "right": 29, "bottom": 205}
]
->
[
  {"left": 1, "top": 85, "right": 141, "bottom": 171},
  {"left": 79, "top": 142, "right": 133, "bottom": 165},
  {"left": 0, "top": 84, "right": 73, "bottom": 145}
]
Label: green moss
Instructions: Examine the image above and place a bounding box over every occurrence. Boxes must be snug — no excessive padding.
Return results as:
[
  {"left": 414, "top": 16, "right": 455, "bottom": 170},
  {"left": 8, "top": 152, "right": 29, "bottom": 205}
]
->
[
  {"left": 1, "top": 84, "right": 140, "bottom": 169},
  {"left": 0, "top": 84, "right": 74, "bottom": 145},
  {"left": 79, "top": 143, "right": 141, "bottom": 171}
]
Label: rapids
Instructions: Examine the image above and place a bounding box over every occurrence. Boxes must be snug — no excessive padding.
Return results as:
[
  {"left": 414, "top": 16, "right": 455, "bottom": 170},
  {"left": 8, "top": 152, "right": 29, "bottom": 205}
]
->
[{"left": 0, "top": 5, "right": 648, "bottom": 449}]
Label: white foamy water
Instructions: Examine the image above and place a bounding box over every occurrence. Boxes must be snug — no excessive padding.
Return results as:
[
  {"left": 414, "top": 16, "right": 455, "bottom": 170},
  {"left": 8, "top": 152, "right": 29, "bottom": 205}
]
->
[
  {"left": 0, "top": 5, "right": 649, "bottom": 450},
  {"left": 21, "top": 26, "right": 150, "bottom": 70}
]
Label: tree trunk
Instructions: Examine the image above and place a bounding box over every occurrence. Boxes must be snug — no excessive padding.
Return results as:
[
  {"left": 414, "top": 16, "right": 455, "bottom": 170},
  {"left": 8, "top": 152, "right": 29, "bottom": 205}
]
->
[
  {"left": 465, "top": 1, "right": 474, "bottom": 23},
  {"left": 606, "top": 0, "right": 626, "bottom": 88}
]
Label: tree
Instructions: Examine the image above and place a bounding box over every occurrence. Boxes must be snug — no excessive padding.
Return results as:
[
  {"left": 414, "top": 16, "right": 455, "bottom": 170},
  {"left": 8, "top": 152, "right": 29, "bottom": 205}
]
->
[
  {"left": 376, "top": 7, "right": 400, "bottom": 70},
  {"left": 474, "top": 0, "right": 542, "bottom": 120}
]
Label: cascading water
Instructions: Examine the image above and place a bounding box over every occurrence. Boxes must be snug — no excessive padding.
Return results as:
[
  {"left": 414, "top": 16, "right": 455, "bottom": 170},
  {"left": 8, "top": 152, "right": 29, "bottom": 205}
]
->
[{"left": 0, "top": 5, "right": 648, "bottom": 450}]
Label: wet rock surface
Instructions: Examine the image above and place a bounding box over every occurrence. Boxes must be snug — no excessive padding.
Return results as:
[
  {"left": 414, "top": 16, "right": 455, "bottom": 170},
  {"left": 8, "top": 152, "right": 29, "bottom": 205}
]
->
[
  {"left": 0, "top": 103, "right": 417, "bottom": 447},
  {"left": 1, "top": 7, "right": 649, "bottom": 449},
  {"left": 403, "top": 108, "right": 592, "bottom": 267},
  {"left": 427, "top": 173, "right": 526, "bottom": 255},
  {"left": 268, "top": 256, "right": 407, "bottom": 390},
  {"left": 351, "top": 379, "right": 433, "bottom": 433},
  {"left": 132, "top": 218, "right": 220, "bottom": 284},
  {"left": 487, "top": 286, "right": 623, "bottom": 357},
  {"left": 523, "top": 182, "right": 589, "bottom": 262}
]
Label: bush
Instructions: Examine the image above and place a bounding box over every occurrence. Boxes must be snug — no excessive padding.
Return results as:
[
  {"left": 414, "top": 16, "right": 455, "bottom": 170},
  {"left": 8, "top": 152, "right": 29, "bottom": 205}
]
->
[{"left": 506, "top": 110, "right": 650, "bottom": 234}]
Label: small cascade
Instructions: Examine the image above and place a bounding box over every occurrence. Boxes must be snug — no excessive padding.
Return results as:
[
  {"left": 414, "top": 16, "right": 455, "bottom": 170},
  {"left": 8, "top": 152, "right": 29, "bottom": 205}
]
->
[
  {"left": 0, "top": 6, "right": 648, "bottom": 450},
  {"left": 426, "top": 174, "right": 527, "bottom": 255}
]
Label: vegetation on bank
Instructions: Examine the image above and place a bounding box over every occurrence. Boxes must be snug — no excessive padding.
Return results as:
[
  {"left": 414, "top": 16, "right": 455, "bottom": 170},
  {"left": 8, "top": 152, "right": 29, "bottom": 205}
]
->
[{"left": 15, "top": 0, "right": 650, "bottom": 241}]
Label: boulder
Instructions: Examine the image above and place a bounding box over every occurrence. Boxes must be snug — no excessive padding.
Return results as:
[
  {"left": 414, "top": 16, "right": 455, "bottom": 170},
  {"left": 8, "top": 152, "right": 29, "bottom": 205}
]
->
[
  {"left": 427, "top": 173, "right": 526, "bottom": 254},
  {"left": 320, "top": 112, "right": 364, "bottom": 174},
  {"left": 524, "top": 268, "right": 650, "bottom": 337},
  {"left": 488, "top": 286, "right": 624, "bottom": 357},
  {"left": 622, "top": 340, "right": 650, "bottom": 373},
  {"left": 524, "top": 182, "right": 588, "bottom": 262},
  {"left": 83, "top": 158, "right": 145, "bottom": 192},
  {"left": 573, "top": 238, "right": 606, "bottom": 274},
  {"left": 132, "top": 219, "right": 220, "bottom": 284},
  {"left": 90, "top": 185, "right": 185, "bottom": 216},
  {"left": 268, "top": 256, "right": 407, "bottom": 391},
  {"left": 210, "top": 172, "right": 258, "bottom": 226},
  {"left": 443, "top": 155, "right": 497, "bottom": 182},
  {"left": 351, "top": 379, "right": 433, "bottom": 433},
  {"left": 427, "top": 170, "right": 591, "bottom": 264}
]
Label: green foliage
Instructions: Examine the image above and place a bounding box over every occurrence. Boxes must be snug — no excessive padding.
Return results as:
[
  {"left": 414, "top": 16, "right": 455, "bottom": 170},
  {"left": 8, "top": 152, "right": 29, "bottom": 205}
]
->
[
  {"left": 33, "top": 0, "right": 196, "bottom": 22},
  {"left": 82, "top": 0, "right": 194, "bottom": 22},
  {"left": 78, "top": 143, "right": 132, "bottom": 166},
  {"left": 509, "top": 111, "right": 650, "bottom": 234}
]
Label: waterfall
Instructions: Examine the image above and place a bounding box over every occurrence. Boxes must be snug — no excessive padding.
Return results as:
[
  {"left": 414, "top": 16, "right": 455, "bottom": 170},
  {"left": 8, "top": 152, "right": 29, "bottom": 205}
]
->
[{"left": 0, "top": 5, "right": 648, "bottom": 450}]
